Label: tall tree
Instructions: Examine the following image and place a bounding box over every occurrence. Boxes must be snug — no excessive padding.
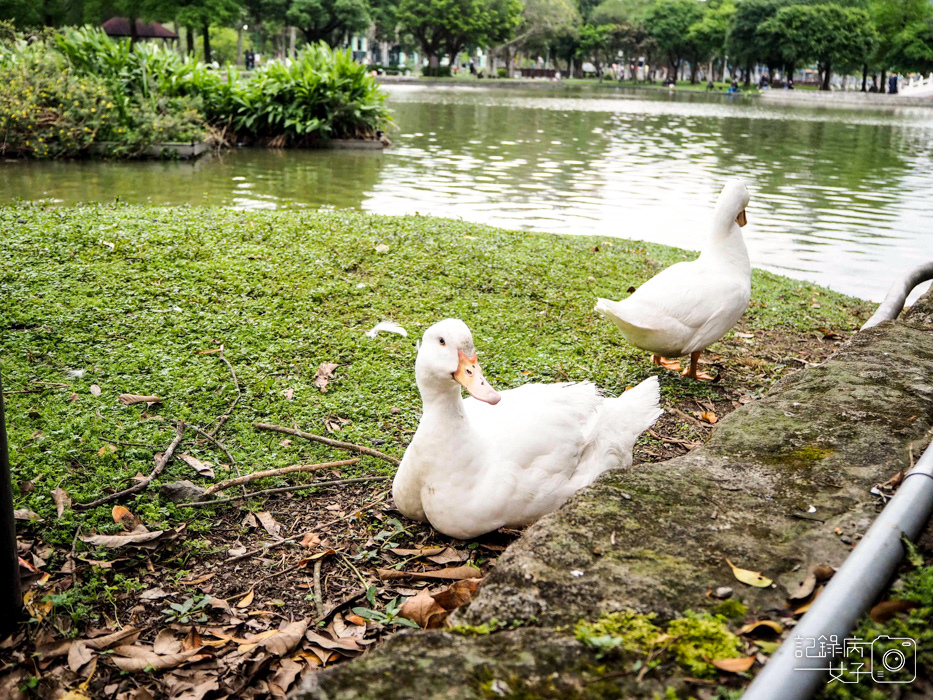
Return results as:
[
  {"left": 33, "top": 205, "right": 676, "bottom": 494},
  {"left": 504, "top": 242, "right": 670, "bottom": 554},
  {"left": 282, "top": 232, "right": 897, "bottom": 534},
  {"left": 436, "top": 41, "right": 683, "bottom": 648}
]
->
[
  {"left": 686, "top": 1, "right": 734, "bottom": 81},
  {"left": 286, "top": 0, "right": 369, "bottom": 45},
  {"left": 727, "top": 0, "right": 788, "bottom": 85},
  {"left": 761, "top": 3, "right": 877, "bottom": 89},
  {"left": 872, "top": 0, "right": 933, "bottom": 74},
  {"left": 645, "top": 0, "right": 704, "bottom": 82}
]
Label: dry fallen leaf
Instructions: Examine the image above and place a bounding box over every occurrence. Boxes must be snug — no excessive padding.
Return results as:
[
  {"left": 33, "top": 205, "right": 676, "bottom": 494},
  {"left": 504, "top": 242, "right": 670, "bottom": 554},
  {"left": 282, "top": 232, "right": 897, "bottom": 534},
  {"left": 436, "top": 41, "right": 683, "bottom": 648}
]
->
[
  {"left": 119, "top": 393, "right": 163, "bottom": 406},
  {"left": 89, "top": 384, "right": 102, "bottom": 397},
  {"left": 67, "top": 640, "right": 94, "bottom": 673},
  {"left": 794, "top": 586, "right": 824, "bottom": 615},
  {"left": 111, "top": 505, "right": 142, "bottom": 531},
  {"left": 738, "top": 620, "right": 784, "bottom": 636},
  {"left": 700, "top": 411, "right": 719, "bottom": 424},
  {"left": 81, "top": 525, "right": 184, "bottom": 550},
  {"left": 14, "top": 508, "right": 40, "bottom": 520},
  {"left": 300, "top": 532, "right": 322, "bottom": 549},
  {"left": 787, "top": 564, "right": 835, "bottom": 600},
  {"left": 432, "top": 578, "right": 481, "bottom": 611},
  {"left": 870, "top": 599, "right": 918, "bottom": 623},
  {"left": 109, "top": 645, "right": 205, "bottom": 672},
  {"left": 51, "top": 487, "right": 71, "bottom": 518},
  {"left": 236, "top": 589, "right": 255, "bottom": 608},
  {"left": 726, "top": 559, "right": 773, "bottom": 588},
  {"left": 712, "top": 656, "right": 756, "bottom": 673},
  {"left": 255, "top": 511, "right": 281, "bottom": 538},
  {"left": 84, "top": 628, "right": 142, "bottom": 651},
  {"left": 427, "top": 547, "right": 468, "bottom": 565},
  {"left": 284, "top": 387, "right": 294, "bottom": 401},
  {"left": 314, "top": 363, "right": 339, "bottom": 392},
  {"left": 376, "top": 565, "right": 482, "bottom": 581},
  {"left": 178, "top": 454, "right": 215, "bottom": 479},
  {"left": 260, "top": 619, "right": 309, "bottom": 657},
  {"left": 399, "top": 589, "right": 449, "bottom": 629}
]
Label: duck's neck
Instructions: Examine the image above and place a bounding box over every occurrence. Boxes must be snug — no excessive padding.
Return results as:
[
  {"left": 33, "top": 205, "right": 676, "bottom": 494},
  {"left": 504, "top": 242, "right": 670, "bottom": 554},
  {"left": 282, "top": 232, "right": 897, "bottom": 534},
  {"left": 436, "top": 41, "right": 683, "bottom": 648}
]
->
[
  {"left": 420, "top": 383, "right": 469, "bottom": 425},
  {"left": 700, "top": 214, "right": 750, "bottom": 274}
]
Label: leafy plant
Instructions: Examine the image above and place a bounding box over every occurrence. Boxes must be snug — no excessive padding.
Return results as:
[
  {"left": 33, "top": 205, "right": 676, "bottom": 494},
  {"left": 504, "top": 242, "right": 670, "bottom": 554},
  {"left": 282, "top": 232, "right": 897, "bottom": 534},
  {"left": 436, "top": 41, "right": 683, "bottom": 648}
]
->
[
  {"left": 162, "top": 595, "right": 212, "bottom": 624},
  {"left": 352, "top": 596, "right": 420, "bottom": 628}
]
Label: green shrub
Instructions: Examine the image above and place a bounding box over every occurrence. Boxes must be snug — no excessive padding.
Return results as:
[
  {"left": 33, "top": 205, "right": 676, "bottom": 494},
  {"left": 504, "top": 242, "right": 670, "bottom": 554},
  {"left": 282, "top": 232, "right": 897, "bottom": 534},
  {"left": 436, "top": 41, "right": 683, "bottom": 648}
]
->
[
  {"left": 423, "top": 65, "right": 452, "bottom": 77},
  {"left": 497, "top": 67, "right": 508, "bottom": 78},
  {"left": 0, "top": 40, "right": 118, "bottom": 157}
]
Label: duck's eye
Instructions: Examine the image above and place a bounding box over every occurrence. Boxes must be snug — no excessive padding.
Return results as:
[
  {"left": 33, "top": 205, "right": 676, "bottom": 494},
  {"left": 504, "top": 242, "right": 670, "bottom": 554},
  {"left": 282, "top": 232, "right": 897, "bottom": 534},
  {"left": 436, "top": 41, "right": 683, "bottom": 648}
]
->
[{"left": 439, "top": 338, "right": 446, "bottom": 346}]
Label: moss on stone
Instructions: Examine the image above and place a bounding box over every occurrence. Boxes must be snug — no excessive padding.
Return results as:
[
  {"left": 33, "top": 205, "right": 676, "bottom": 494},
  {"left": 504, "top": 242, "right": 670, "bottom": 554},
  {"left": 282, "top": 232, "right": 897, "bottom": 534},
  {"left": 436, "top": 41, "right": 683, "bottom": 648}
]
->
[
  {"left": 666, "top": 612, "right": 744, "bottom": 679},
  {"left": 712, "top": 599, "right": 748, "bottom": 620},
  {"left": 574, "top": 609, "right": 662, "bottom": 655}
]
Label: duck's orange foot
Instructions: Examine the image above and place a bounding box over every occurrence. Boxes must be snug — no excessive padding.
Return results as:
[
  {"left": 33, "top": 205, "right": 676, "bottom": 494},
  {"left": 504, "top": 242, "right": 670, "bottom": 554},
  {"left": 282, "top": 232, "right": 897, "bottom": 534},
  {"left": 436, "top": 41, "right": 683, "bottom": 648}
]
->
[
  {"left": 681, "top": 367, "right": 716, "bottom": 381},
  {"left": 681, "top": 351, "right": 717, "bottom": 381},
  {"left": 651, "top": 354, "right": 683, "bottom": 372}
]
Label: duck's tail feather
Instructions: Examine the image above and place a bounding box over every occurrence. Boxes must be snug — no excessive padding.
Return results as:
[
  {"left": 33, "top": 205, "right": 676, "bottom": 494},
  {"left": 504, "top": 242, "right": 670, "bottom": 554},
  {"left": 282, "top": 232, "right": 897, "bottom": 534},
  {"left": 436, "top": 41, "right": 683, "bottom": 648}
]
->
[{"left": 573, "top": 376, "right": 663, "bottom": 487}]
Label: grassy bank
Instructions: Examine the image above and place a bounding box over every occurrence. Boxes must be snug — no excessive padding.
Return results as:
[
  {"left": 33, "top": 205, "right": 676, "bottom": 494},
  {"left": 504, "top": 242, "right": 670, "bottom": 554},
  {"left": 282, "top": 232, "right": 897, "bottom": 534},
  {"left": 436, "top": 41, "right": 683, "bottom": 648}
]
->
[
  {"left": 0, "top": 204, "right": 874, "bottom": 696},
  {"left": 0, "top": 205, "right": 867, "bottom": 532}
]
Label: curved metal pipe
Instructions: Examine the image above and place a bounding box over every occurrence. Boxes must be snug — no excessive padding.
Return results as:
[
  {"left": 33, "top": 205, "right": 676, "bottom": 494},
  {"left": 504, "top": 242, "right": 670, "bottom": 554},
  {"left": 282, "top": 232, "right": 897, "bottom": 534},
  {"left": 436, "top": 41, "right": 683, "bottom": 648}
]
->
[
  {"left": 861, "top": 261, "right": 933, "bottom": 330},
  {"left": 742, "top": 442, "right": 933, "bottom": 699}
]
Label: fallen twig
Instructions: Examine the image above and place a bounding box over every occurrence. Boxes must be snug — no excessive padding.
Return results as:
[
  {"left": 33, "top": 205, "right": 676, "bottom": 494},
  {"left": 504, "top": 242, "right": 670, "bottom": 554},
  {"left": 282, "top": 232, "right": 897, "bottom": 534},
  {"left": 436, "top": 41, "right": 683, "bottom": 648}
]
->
[
  {"left": 314, "top": 590, "right": 367, "bottom": 626},
  {"left": 313, "top": 559, "right": 326, "bottom": 619},
  {"left": 203, "top": 458, "right": 359, "bottom": 495},
  {"left": 207, "top": 349, "right": 241, "bottom": 438},
  {"left": 187, "top": 423, "right": 245, "bottom": 494},
  {"left": 668, "top": 407, "right": 707, "bottom": 428},
  {"left": 226, "top": 490, "right": 392, "bottom": 564},
  {"left": 254, "top": 422, "right": 399, "bottom": 465},
  {"left": 76, "top": 420, "right": 185, "bottom": 509},
  {"left": 179, "top": 475, "right": 389, "bottom": 508}
]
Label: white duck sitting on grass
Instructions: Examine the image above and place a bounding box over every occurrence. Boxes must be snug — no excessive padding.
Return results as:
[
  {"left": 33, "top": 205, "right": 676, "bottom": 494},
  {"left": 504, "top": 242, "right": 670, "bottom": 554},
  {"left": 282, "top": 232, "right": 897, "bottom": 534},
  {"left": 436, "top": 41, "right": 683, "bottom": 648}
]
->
[
  {"left": 392, "top": 319, "right": 662, "bottom": 539},
  {"left": 595, "top": 179, "right": 752, "bottom": 381}
]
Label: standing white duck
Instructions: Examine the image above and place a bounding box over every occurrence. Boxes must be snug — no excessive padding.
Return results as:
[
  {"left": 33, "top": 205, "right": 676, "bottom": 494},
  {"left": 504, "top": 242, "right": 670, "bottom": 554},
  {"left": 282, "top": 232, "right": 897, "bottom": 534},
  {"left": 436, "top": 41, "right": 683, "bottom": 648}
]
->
[
  {"left": 392, "top": 319, "right": 662, "bottom": 539},
  {"left": 595, "top": 179, "right": 752, "bottom": 380}
]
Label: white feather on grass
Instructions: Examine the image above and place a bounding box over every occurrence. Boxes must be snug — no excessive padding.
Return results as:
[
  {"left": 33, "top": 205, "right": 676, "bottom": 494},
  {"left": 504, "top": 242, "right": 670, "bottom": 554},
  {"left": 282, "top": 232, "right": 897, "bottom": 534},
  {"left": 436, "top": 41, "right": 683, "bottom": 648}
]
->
[{"left": 365, "top": 321, "right": 408, "bottom": 339}]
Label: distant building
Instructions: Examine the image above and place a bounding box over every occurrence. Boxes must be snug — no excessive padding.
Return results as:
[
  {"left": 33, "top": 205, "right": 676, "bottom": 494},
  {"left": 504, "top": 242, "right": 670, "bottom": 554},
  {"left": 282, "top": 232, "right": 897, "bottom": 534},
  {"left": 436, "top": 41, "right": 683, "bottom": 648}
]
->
[{"left": 101, "top": 18, "right": 178, "bottom": 42}]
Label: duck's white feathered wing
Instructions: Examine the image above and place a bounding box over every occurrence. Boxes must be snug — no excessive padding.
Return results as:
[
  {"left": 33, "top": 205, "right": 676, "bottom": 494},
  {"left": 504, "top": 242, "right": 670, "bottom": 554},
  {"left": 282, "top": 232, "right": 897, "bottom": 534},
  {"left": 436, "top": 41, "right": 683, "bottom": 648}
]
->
[{"left": 596, "top": 260, "right": 748, "bottom": 356}]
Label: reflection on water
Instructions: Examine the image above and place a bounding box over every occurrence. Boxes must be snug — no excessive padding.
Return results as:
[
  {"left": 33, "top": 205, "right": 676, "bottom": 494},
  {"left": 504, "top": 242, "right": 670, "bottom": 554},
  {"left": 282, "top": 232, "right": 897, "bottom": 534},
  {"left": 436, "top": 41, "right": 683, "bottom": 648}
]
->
[{"left": 4, "top": 83, "right": 933, "bottom": 301}]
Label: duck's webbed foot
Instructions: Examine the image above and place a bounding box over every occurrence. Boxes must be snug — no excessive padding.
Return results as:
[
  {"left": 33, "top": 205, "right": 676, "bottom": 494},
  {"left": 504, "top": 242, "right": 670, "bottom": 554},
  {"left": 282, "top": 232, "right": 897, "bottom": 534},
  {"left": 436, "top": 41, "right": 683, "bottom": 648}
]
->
[
  {"left": 681, "top": 351, "right": 716, "bottom": 381},
  {"left": 651, "top": 354, "right": 683, "bottom": 372}
]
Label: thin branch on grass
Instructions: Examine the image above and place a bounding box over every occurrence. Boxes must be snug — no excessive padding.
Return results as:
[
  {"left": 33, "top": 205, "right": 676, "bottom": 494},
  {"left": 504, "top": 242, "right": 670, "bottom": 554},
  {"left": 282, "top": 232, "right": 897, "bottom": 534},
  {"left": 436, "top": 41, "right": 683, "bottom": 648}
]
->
[
  {"left": 179, "top": 475, "right": 389, "bottom": 508},
  {"left": 206, "top": 349, "right": 241, "bottom": 438},
  {"left": 225, "top": 490, "right": 392, "bottom": 564},
  {"left": 668, "top": 406, "right": 707, "bottom": 428},
  {"left": 254, "top": 422, "right": 400, "bottom": 465},
  {"left": 76, "top": 421, "right": 185, "bottom": 509},
  {"left": 313, "top": 559, "right": 326, "bottom": 618},
  {"left": 187, "top": 423, "right": 246, "bottom": 495},
  {"left": 203, "top": 458, "right": 360, "bottom": 495}
]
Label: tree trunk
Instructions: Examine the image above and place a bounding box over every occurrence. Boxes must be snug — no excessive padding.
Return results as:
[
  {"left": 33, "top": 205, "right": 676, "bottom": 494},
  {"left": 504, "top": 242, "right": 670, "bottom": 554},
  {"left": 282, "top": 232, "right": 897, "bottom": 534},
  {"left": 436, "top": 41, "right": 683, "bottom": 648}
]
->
[
  {"left": 861, "top": 64, "right": 868, "bottom": 92},
  {"left": 880, "top": 68, "right": 887, "bottom": 94},
  {"left": 689, "top": 59, "right": 698, "bottom": 84},
  {"left": 821, "top": 62, "right": 831, "bottom": 91},
  {"left": 202, "top": 22, "right": 211, "bottom": 64},
  {"left": 743, "top": 62, "right": 751, "bottom": 88},
  {"left": 237, "top": 26, "right": 244, "bottom": 66},
  {"left": 186, "top": 26, "right": 195, "bottom": 56},
  {"left": 129, "top": 15, "right": 138, "bottom": 51}
]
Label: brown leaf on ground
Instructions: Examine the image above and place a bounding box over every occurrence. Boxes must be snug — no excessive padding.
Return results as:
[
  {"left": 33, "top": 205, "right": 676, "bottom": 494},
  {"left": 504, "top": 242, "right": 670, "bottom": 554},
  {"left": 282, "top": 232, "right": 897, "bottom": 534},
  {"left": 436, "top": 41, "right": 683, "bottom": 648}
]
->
[
  {"left": 284, "top": 387, "right": 294, "bottom": 401},
  {"left": 324, "top": 417, "right": 350, "bottom": 433},
  {"left": 153, "top": 629, "right": 182, "bottom": 655},
  {"left": 870, "top": 599, "right": 918, "bottom": 623},
  {"left": 111, "top": 505, "right": 143, "bottom": 532},
  {"left": 260, "top": 619, "right": 309, "bottom": 657},
  {"left": 51, "top": 487, "right": 71, "bottom": 518},
  {"left": 118, "top": 394, "right": 163, "bottom": 406},
  {"left": 699, "top": 411, "right": 718, "bottom": 424},
  {"left": 737, "top": 620, "right": 784, "bottom": 636},
  {"left": 270, "top": 658, "right": 303, "bottom": 696},
  {"left": 14, "top": 508, "right": 40, "bottom": 520},
  {"left": 389, "top": 547, "right": 444, "bottom": 557},
  {"left": 787, "top": 564, "right": 835, "bottom": 600},
  {"left": 109, "top": 645, "right": 206, "bottom": 672},
  {"left": 81, "top": 526, "right": 183, "bottom": 549},
  {"left": 84, "top": 628, "right": 142, "bottom": 651},
  {"left": 236, "top": 589, "right": 255, "bottom": 608},
  {"left": 427, "top": 547, "right": 467, "bottom": 565},
  {"left": 399, "top": 589, "right": 449, "bottom": 629},
  {"left": 178, "top": 455, "right": 215, "bottom": 479},
  {"left": 314, "top": 363, "right": 339, "bottom": 392},
  {"left": 182, "top": 627, "right": 203, "bottom": 652},
  {"left": 90, "top": 384, "right": 102, "bottom": 397},
  {"left": 139, "top": 587, "right": 170, "bottom": 601},
  {"left": 300, "top": 533, "right": 321, "bottom": 548},
  {"left": 712, "top": 656, "right": 756, "bottom": 673},
  {"left": 432, "top": 578, "right": 481, "bottom": 612},
  {"left": 377, "top": 565, "right": 482, "bottom": 581},
  {"left": 725, "top": 559, "right": 773, "bottom": 588},
  {"left": 255, "top": 511, "right": 281, "bottom": 538},
  {"left": 304, "top": 631, "right": 361, "bottom": 654},
  {"left": 67, "top": 640, "right": 94, "bottom": 673}
]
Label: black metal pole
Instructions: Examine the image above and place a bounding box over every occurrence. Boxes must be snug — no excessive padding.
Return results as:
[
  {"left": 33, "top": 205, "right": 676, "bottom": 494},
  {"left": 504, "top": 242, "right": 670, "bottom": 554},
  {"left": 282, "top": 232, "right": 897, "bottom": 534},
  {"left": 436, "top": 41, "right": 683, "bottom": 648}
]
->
[{"left": 0, "top": 372, "right": 23, "bottom": 636}]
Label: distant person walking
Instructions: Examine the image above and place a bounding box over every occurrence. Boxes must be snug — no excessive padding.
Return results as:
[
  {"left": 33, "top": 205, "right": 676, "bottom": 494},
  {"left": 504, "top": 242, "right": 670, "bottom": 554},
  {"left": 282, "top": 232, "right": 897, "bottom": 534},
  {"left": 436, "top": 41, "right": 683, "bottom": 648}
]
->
[{"left": 889, "top": 73, "right": 899, "bottom": 94}]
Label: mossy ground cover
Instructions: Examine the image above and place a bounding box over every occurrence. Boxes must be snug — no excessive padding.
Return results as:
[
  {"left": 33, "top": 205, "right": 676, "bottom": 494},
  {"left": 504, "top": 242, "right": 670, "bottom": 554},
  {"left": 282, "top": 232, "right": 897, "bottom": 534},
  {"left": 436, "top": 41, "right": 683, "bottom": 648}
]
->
[{"left": 0, "top": 204, "right": 869, "bottom": 697}]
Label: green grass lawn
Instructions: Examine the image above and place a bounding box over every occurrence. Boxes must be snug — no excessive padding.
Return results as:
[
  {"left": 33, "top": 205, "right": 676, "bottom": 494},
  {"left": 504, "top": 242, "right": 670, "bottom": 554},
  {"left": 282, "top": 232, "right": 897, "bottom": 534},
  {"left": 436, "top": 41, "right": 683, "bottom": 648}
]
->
[{"left": 0, "top": 205, "right": 865, "bottom": 547}]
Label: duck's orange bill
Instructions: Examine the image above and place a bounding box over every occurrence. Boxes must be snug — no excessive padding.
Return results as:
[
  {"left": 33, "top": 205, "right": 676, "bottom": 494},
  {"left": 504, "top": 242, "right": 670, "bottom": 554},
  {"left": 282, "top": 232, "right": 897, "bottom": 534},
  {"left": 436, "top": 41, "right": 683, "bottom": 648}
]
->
[
  {"left": 736, "top": 209, "right": 748, "bottom": 227},
  {"left": 454, "top": 350, "right": 501, "bottom": 405}
]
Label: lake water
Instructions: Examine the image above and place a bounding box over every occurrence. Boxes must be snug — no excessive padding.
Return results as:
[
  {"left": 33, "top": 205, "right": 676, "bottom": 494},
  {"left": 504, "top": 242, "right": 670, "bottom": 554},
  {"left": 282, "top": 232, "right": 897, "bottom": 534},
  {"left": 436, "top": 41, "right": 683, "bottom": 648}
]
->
[{"left": 4, "top": 83, "right": 933, "bottom": 302}]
